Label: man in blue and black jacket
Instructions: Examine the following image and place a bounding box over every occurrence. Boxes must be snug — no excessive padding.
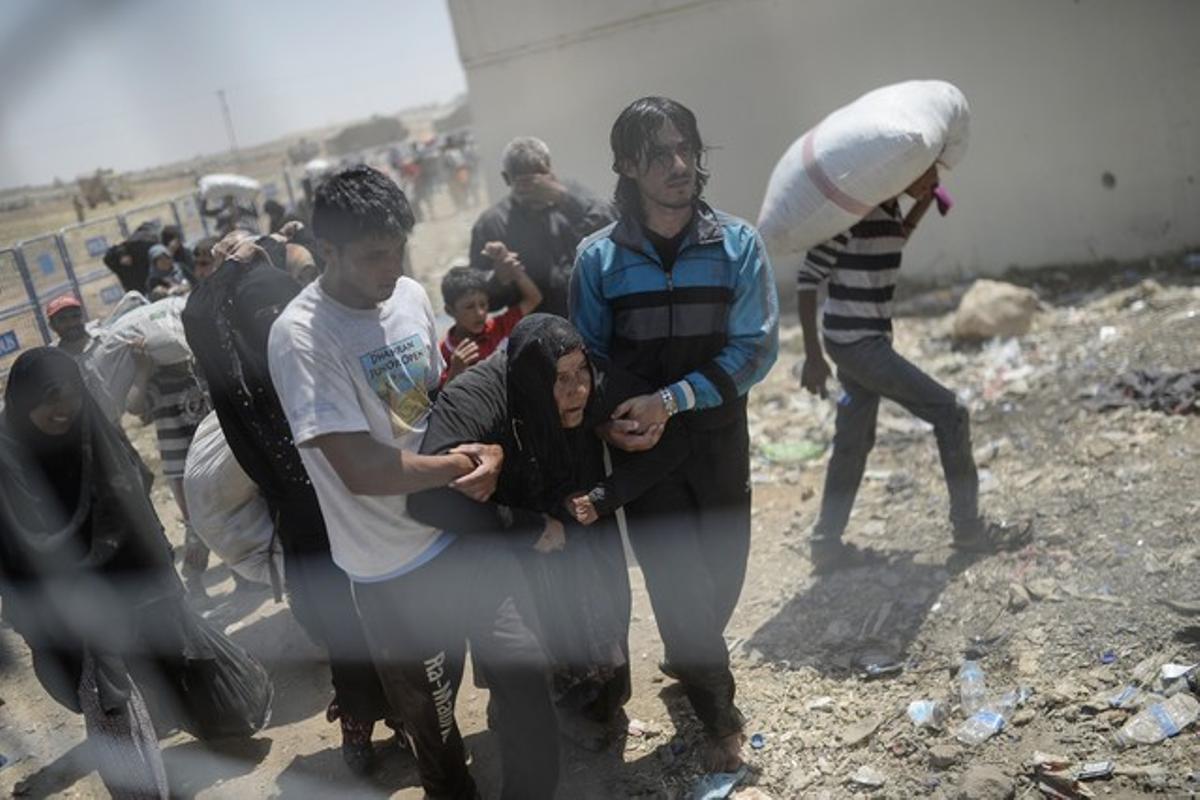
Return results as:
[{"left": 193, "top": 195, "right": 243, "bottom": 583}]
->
[{"left": 569, "top": 96, "right": 778, "bottom": 771}]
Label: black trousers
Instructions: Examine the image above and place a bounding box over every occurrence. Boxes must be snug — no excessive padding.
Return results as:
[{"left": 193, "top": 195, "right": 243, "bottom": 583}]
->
[
  {"left": 274, "top": 493, "right": 389, "bottom": 722},
  {"left": 624, "top": 419, "right": 751, "bottom": 738},
  {"left": 352, "top": 536, "right": 558, "bottom": 800}
]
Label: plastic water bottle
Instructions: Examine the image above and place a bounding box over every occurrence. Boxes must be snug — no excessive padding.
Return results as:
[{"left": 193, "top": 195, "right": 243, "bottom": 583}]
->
[
  {"left": 991, "top": 686, "right": 1033, "bottom": 713},
  {"left": 959, "top": 660, "right": 987, "bottom": 715},
  {"left": 829, "top": 378, "right": 850, "bottom": 408},
  {"left": 791, "top": 361, "right": 850, "bottom": 408},
  {"left": 907, "top": 700, "right": 948, "bottom": 729},
  {"left": 1114, "top": 693, "right": 1200, "bottom": 748},
  {"left": 955, "top": 708, "right": 1005, "bottom": 745}
]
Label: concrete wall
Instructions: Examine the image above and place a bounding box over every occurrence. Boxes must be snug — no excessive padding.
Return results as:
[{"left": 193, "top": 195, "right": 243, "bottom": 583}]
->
[{"left": 447, "top": 0, "right": 1200, "bottom": 284}]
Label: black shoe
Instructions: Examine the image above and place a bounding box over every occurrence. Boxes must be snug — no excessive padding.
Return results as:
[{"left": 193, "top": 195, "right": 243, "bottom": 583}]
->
[
  {"left": 383, "top": 718, "right": 412, "bottom": 755},
  {"left": 330, "top": 700, "right": 378, "bottom": 776},
  {"left": 952, "top": 518, "right": 1032, "bottom": 553},
  {"left": 809, "top": 538, "right": 876, "bottom": 573},
  {"left": 341, "top": 739, "right": 376, "bottom": 776}
]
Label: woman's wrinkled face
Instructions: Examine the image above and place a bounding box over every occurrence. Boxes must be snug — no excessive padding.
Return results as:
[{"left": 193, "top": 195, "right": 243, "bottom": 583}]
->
[
  {"left": 28, "top": 381, "right": 83, "bottom": 436},
  {"left": 553, "top": 349, "right": 591, "bottom": 429}
]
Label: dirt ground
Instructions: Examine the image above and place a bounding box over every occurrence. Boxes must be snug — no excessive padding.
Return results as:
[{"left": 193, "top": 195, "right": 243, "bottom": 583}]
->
[
  {"left": 0, "top": 150, "right": 292, "bottom": 247},
  {"left": 1, "top": 189, "right": 1198, "bottom": 799}
]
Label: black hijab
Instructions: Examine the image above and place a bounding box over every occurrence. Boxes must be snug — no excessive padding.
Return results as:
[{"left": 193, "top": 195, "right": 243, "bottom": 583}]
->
[
  {"left": 3, "top": 348, "right": 88, "bottom": 524},
  {"left": 0, "top": 348, "right": 177, "bottom": 616},
  {"left": 505, "top": 314, "right": 602, "bottom": 511}
]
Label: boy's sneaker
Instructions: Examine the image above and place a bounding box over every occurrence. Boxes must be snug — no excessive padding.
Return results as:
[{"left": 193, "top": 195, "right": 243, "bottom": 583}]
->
[
  {"left": 952, "top": 518, "right": 1032, "bottom": 553},
  {"left": 809, "top": 538, "right": 878, "bottom": 573}
]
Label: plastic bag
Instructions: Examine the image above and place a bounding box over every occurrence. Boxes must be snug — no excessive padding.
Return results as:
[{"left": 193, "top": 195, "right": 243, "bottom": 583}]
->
[
  {"left": 183, "top": 412, "right": 283, "bottom": 586},
  {"left": 758, "top": 80, "right": 970, "bottom": 263},
  {"left": 177, "top": 610, "right": 274, "bottom": 739}
]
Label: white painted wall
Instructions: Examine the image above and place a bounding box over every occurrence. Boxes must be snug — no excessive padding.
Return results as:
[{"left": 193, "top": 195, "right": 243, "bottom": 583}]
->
[{"left": 447, "top": 0, "right": 1200, "bottom": 284}]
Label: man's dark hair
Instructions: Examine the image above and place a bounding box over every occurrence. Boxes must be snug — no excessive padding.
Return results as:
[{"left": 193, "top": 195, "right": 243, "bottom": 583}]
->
[
  {"left": 263, "top": 199, "right": 285, "bottom": 216},
  {"left": 610, "top": 96, "right": 709, "bottom": 219},
  {"left": 192, "top": 235, "right": 219, "bottom": 258},
  {"left": 312, "top": 166, "right": 415, "bottom": 249},
  {"left": 441, "top": 266, "right": 489, "bottom": 309},
  {"left": 161, "top": 224, "right": 184, "bottom": 247}
]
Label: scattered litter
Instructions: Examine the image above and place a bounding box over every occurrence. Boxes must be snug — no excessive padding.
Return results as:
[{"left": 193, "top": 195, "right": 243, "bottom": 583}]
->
[
  {"left": 759, "top": 440, "right": 826, "bottom": 465},
  {"left": 1093, "top": 368, "right": 1200, "bottom": 416},
  {"left": 907, "top": 699, "right": 948, "bottom": 729},
  {"left": 750, "top": 733, "right": 765, "bottom": 750},
  {"left": 1099, "top": 649, "right": 1117, "bottom": 665},
  {"left": 1114, "top": 693, "right": 1200, "bottom": 747},
  {"left": 1076, "top": 761, "right": 1114, "bottom": 781},
  {"left": 806, "top": 696, "right": 835, "bottom": 713},
  {"left": 1035, "top": 771, "right": 1093, "bottom": 800},
  {"left": 627, "top": 719, "right": 661, "bottom": 738},
  {"left": 959, "top": 660, "right": 988, "bottom": 715},
  {"left": 1031, "top": 751, "right": 1072, "bottom": 771},
  {"left": 955, "top": 708, "right": 1006, "bottom": 745},
  {"left": 1105, "top": 685, "right": 1144, "bottom": 710},
  {"left": 690, "top": 765, "right": 749, "bottom": 800},
  {"left": 849, "top": 764, "right": 887, "bottom": 789},
  {"left": 860, "top": 660, "right": 904, "bottom": 680}
]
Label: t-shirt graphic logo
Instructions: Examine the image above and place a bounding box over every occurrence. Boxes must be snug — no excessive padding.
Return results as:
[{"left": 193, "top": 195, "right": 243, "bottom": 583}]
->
[{"left": 359, "top": 334, "right": 431, "bottom": 437}]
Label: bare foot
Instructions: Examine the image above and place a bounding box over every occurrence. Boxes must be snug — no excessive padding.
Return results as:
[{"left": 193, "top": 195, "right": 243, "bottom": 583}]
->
[{"left": 704, "top": 731, "right": 746, "bottom": 772}]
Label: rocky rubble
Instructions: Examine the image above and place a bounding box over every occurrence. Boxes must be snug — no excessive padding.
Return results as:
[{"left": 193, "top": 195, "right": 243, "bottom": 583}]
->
[{"left": 698, "top": 271, "right": 1200, "bottom": 799}]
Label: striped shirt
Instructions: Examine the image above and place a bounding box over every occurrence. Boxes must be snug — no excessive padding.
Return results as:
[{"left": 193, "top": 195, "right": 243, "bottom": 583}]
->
[
  {"left": 148, "top": 363, "right": 210, "bottom": 479},
  {"left": 796, "top": 202, "right": 906, "bottom": 345}
]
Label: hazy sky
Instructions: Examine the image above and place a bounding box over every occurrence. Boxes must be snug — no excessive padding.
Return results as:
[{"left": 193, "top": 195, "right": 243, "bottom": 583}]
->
[{"left": 0, "top": 0, "right": 467, "bottom": 189}]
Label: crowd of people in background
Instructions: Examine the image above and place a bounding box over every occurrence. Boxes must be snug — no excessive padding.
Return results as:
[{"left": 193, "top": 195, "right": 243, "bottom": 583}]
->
[{"left": 1, "top": 93, "right": 1030, "bottom": 800}]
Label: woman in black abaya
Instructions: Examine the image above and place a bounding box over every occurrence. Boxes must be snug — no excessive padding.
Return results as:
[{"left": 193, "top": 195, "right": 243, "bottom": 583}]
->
[
  {"left": 409, "top": 315, "right": 640, "bottom": 743},
  {"left": 0, "top": 349, "right": 270, "bottom": 798}
]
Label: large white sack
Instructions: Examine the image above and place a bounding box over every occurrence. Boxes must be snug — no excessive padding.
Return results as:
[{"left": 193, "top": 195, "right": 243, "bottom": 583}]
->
[
  {"left": 184, "top": 412, "right": 283, "bottom": 586},
  {"left": 198, "top": 173, "right": 261, "bottom": 204},
  {"left": 96, "top": 290, "right": 149, "bottom": 329},
  {"left": 84, "top": 296, "right": 192, "bottom": 421},
  {"left": 105, "top": 295, "right": 191, "bottom": 366},
  {"left": 758, "top": 80, "right": 970, "bottom": 264}
]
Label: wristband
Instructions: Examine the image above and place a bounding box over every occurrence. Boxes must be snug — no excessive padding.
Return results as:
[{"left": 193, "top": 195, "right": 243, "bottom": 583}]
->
[{"left": 659, "top": 386, "right": 678, "bottom": 417}]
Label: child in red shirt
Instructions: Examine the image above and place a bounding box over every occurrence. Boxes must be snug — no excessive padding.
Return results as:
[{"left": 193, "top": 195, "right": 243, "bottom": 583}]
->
[{"left": 440, "top": 242, "right": 542, "bottom": 384}]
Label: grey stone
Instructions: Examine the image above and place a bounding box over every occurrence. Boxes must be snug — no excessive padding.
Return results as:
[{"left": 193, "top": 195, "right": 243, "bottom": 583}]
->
[{"left": 928, "top": 744, "right": 961, "bottom": 770}]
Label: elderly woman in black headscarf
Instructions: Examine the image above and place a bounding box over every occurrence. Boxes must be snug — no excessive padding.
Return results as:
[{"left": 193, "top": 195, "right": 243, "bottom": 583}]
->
[
  {"left": 409, "top": 314, "right": 685, "bottom": 746},
  {"left": 0, "top": 349, "right": 271, "bottom": 798}
]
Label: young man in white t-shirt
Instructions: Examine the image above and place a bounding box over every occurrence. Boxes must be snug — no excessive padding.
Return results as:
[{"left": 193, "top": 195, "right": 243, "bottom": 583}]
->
[{"left": 268, "top": 167, "right": 558, "bottom": 800}]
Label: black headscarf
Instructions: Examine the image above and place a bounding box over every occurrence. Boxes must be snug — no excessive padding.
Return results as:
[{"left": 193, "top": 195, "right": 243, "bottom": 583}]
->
[
  {"left": 3, "top": 348, "right": 88, "bottom": 525},
  {"left": 182, "top": 247, "right": 308, "bottom": 501},
  {"left": 505, "top": 314, "right": 602, "bottom": 511}
]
